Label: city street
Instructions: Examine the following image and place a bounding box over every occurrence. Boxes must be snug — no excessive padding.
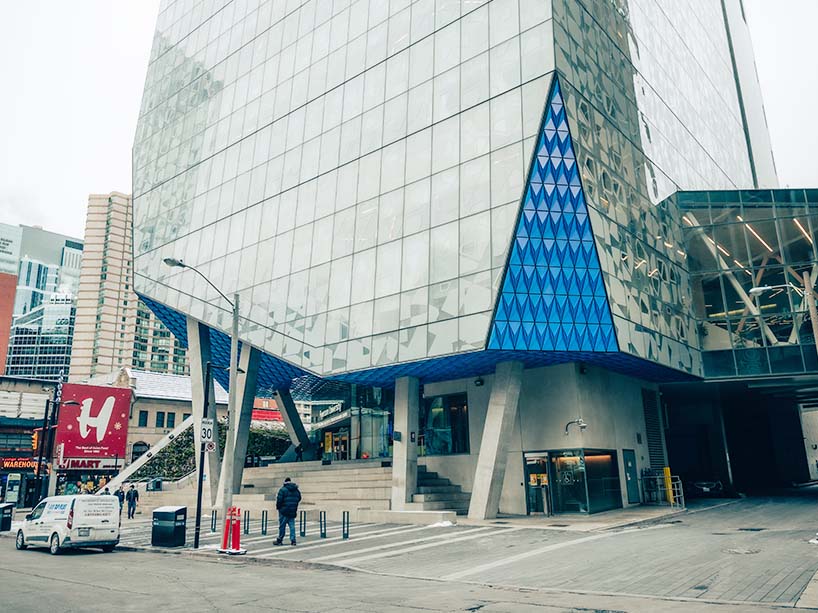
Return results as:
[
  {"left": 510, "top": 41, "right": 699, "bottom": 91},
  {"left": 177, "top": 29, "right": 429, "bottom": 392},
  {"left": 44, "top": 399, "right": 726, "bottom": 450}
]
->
[{"left": 4, "top": 491, "right": 818, "bottom": 611}]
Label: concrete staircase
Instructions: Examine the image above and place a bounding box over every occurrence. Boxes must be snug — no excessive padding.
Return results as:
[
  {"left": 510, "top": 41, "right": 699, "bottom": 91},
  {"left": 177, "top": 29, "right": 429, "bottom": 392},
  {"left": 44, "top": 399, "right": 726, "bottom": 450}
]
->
[
  {"left": 406, "top": 465, "right": 471, "bottom": 514},
  {"left": 238, "top": 459, "right": 393, "bottom": 521}
]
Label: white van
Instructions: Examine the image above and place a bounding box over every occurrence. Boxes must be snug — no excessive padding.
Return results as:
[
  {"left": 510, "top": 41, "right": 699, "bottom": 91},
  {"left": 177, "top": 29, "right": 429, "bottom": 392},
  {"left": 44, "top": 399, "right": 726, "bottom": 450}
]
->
[{"left": 15, "top": 495, "right": 120, "bottom": 554}]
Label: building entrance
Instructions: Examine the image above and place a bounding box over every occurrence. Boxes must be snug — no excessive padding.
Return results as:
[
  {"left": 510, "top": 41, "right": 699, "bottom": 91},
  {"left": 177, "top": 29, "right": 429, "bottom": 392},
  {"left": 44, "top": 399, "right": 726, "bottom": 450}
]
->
[{"left": 524, "top": 449, "right": 623, "bottom": 515}]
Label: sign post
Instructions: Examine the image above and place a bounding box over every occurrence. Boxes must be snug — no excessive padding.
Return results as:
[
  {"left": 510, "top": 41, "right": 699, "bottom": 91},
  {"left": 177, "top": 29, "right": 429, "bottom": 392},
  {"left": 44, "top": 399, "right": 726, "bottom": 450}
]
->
[{"left": 194, "top": 362, "right": 213, "bottom": 550}]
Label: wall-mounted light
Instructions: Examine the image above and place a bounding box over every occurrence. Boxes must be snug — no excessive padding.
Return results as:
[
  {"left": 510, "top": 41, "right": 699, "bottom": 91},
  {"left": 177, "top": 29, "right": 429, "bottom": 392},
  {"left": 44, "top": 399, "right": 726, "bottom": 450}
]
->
[
  {"left": 474, "top": 377, "right": 484, "bottom": 387},
  {"left": 564, "top": 418, "right": 588, "bottom": 435}
]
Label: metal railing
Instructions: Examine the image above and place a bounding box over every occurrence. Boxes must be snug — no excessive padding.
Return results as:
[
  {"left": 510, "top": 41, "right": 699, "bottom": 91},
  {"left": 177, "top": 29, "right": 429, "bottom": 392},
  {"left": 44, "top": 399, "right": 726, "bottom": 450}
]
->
[{"left": 641, "top": 474, "right": 685, "bottom": 509}]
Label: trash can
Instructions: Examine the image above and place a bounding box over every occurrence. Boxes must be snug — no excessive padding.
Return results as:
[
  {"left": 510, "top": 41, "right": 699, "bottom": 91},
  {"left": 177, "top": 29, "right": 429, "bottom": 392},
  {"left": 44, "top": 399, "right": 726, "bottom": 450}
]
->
[
  {"left": 151, "top": 506, "right": 187, "bottom": 547},
  {"left": 0, "top": 503, "right": 14, "bottom": 532}
]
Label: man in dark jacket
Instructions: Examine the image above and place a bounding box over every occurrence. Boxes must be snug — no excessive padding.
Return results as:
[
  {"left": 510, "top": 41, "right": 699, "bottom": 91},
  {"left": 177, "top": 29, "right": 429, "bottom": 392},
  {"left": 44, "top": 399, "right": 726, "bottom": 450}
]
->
[
  {"left": 274, "top": 477, "right": 302, "bottom": 546},
  {"left": 125, "top": 485, "right": 139, "bottom": 519}
]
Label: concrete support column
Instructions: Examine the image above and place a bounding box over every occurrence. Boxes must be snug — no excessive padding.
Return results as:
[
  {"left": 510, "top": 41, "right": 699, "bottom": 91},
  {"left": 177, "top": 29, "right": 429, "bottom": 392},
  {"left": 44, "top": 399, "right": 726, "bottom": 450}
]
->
[
  {"left": 187, "top": 318, "right": 221, "bottom": 506},
  {"left": 391, "top": 376, "right": 419, "bottom": 511},
  {"left": 350, "top": 409, "right": 361, "bottom": 460},
  {"left": 278, "top": 388, "right": 311, "bottom": 451},
  {"left": 468, "top": 361, "right": 524, "bottom": 520},
  {"left": 229, "top": 345, "right": 261, "bottom": 494},
  {"left": 215, "top": 345, "right": 260, "bottom": 506}
]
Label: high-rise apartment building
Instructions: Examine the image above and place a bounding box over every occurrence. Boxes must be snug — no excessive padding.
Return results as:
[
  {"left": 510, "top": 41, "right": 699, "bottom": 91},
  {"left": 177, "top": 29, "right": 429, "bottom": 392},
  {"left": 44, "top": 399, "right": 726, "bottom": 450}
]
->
[
  {"left": 69, "top": 192, "right": 188, "bottom": 382},
  {"left": 131, "top": 1, "right": 815, "bottom": 517},
  {"left": 1, "top": 223, "right": 83, "bottom": 380}
]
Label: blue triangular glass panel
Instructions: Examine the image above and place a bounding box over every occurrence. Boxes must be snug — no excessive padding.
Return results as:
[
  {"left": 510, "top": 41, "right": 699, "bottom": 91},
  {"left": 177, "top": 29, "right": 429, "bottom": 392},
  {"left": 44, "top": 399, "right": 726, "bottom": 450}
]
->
[{"left": 488, "top": 75, "right": 616, "bottom": 353}]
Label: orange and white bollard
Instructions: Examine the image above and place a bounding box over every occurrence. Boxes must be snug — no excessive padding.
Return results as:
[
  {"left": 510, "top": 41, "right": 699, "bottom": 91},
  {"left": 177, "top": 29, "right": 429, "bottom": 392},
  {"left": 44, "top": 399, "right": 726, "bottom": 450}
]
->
[{"left": 218, "top": 506, "right": 246, "bottom": 555}]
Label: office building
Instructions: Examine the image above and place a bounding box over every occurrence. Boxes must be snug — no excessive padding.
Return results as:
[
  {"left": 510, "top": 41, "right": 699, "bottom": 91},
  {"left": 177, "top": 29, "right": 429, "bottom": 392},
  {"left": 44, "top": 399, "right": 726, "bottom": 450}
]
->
[
  {"left": 70, "top": 192, "right": 188, "bottom": 381},
  {"left": 1, "top": 223, "right": 83, "bottom": 380},
  {"left": 131, "top": 0, "right": 811, "bottom": 517}
]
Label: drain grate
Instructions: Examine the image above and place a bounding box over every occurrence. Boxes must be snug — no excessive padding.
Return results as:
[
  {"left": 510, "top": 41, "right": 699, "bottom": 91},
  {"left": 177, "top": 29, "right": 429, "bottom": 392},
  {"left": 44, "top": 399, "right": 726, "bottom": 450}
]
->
[
  {"left": 549, "top": 524, "right": 569, "bottom": 527},
  {"left": 738, "top": 528, "right": 766, "bottom": 532},
  {"left": 711, "top": 532, "right": 730, "bottom": 535},
  {"left": 492, "top": 521, "right": 509, "bottom": 524}
]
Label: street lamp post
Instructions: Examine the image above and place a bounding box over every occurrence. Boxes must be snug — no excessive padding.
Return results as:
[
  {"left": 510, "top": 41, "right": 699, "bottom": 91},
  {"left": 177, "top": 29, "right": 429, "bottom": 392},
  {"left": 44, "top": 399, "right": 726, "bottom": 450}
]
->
[
  {"left": 163, "top": 258, "right": 241, "bottom": 543},
  {"left": 750, "top": 274, "right": 818, "bottom": 359}
]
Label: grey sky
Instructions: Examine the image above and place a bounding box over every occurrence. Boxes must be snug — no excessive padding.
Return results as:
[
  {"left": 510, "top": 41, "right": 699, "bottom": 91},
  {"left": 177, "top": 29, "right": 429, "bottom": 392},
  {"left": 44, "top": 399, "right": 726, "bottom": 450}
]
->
[{"left": 0, "top": 1, "right": 815, "bottom": 240}]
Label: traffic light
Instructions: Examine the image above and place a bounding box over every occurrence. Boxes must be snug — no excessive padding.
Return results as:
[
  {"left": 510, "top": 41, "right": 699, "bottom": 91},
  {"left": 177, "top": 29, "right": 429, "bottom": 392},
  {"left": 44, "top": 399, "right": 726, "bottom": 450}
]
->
[{"left": 32, "top": 428, "right": 40, "bottom": 452}]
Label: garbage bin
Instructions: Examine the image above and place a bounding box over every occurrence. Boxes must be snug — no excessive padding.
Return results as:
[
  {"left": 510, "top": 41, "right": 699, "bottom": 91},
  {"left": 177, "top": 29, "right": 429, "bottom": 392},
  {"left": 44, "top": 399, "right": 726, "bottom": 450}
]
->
[
  {"left": 0, "top": 503, "right": 14, "bottom": 532},
  {"left": 151, "top": 506, "right": 187, "bottom": 547}
]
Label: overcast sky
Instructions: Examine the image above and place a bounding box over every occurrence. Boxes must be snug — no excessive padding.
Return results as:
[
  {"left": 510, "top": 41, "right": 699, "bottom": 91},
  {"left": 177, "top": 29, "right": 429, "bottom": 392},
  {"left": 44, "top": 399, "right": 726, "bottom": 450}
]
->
[{"left": 0, "top": 0, "right": 816, "bottom": 240}]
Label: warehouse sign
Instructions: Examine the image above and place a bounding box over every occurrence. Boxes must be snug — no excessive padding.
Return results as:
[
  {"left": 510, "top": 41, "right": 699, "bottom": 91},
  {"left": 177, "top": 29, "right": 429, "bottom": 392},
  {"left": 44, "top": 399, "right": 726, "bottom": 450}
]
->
[{"left": 1, "top": 457, "right": 38, "bottom": 470}]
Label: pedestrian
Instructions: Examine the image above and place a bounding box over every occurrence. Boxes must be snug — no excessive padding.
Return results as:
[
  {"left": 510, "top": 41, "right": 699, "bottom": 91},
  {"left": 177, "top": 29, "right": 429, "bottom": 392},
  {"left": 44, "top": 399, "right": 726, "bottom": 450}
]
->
[
  {"left": 115, "top": 486, "right": 125, "bottom": 511},
  {"left": 295, "top": 443, "right": 303, "bottom": 462},
  {"left": 273, "top": 477, "right": 301, "bottom": 546},
  {"left": 103, "top": 487, "right": 110, "bottom": 496},
  {"left": 125, "top": 484, "right": 139, "bottom": 519}
]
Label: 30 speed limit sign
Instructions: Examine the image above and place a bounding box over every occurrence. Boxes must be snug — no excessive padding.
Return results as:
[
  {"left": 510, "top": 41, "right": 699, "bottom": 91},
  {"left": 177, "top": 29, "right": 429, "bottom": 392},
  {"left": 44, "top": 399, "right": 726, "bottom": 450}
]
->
[{"left": 201, "top": 418, "right": 214, "bottom": 443}]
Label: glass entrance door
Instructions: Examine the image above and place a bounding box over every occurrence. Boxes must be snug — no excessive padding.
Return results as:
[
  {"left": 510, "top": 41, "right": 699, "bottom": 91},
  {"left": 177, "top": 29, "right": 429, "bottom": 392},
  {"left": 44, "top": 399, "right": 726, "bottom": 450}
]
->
[
  {"left": 549, "top": 451, "right": 588, "bottom": 513},
  {"left": 524, "top": 452, "right": 550, "bottom": 515}
]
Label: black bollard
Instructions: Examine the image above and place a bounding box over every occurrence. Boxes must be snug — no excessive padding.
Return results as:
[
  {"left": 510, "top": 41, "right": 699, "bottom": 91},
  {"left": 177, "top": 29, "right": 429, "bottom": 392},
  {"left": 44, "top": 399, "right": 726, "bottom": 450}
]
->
[
  {"left": 211, "top": 509, "right": 217, "bottom": 533},
  {"left": 243, "top": 510, "right": 250, "bottom": 534},
  {"left": 299, "top": 510, "right": 306, "bottom": 537},
  {"left": 319, "top": 510, "right": 327, "bottom": 538},
  {"left": 261, "top": 510, "right": 268, "bottom": 535},
  {"left": 342, "top": 511, "right": 349, "bottom": 539}
]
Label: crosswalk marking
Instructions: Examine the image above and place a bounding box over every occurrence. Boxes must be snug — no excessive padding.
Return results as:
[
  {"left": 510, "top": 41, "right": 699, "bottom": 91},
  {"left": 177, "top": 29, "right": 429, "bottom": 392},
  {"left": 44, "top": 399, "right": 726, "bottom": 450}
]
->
[
  {"left": 309, "top": 526, "right": 492, "bottom": 563},
  {"left": 335, "top": 527, "right": 521, "bottom": 566},
  {"left": 255, "top": 524, "right": 432, "bottom": 557}
]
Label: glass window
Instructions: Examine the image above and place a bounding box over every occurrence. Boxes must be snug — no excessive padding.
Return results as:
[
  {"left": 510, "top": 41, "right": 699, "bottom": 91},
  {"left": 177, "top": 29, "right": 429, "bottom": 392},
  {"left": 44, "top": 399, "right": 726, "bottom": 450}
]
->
[
  {"left": 166, "top": 412, "right": 176, "bottom": 429},
  {"left": 402, "top": 231, "right": 429, "bottom": 290},
  {"left": 460, "top": 103, "right": 490, "bottom": 163},
  {"left": 404, "top": 179, "right": 431, "bottom": 235},
  {"left": 138, "top": 410, "right": 148, "bottom": 427},
  {"left": 419, "top": 392, "right": 469, "bottom": 456},
  {"left": 155, "top": 411, "right": 165, "bottom": 428},
  {"left": 431, "top": 167, "right": 459, "bottom": 227},
  {"left": 375, "top": 240, "right": 402, "bottom": 297},
  {"left": 430, "top": 222, "right": 458, "bottom": 283}
]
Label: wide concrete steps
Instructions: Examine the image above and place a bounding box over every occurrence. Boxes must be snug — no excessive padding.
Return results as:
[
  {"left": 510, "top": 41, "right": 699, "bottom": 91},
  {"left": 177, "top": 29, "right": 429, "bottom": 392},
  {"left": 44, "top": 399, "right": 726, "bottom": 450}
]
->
[{"left": 411, "top": 466, "right": 471, "bottom": 515}]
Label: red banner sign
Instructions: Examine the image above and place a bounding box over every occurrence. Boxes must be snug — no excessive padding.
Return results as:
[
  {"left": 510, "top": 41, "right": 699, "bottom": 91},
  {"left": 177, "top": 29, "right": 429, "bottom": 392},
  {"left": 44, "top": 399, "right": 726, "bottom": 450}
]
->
[
  {"left": 251, "top": 409, "right": 282, "bottom": 422},
  {"left": 54, "top": 384, "right": 132, "bottom": 469}
]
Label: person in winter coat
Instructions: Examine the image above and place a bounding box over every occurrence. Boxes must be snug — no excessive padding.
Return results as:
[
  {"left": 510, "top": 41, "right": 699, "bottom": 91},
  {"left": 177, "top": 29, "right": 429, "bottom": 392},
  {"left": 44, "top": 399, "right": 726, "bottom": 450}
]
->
[
  {"left": 273, "top": 477, "right": 302, "bottom": 546},
  {"left": 125, "top": 485, "right": 139, "bottom": 519}
]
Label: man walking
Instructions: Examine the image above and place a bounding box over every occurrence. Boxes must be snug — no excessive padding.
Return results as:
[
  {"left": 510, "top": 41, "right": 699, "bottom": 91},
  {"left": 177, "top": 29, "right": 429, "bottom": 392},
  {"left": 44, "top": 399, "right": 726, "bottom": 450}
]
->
[
  {"left": 273, "top": 477, "right": 301, "bottom": 546},
  {"left": 125, "top": 484, "right": 139, "bottom": 519},
  {"left": 115, "top": 486, "right": 125, "bottom": 512}
]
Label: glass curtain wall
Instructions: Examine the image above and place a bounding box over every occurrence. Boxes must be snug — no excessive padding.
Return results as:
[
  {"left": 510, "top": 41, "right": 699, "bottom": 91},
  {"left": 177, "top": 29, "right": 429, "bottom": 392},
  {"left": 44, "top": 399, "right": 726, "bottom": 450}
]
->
[
  {"left": 419, "top": 392, "right": 469, "bottom": 456},
  {"left": 680, "top": 189, "right": 818, "bottom": 377}
]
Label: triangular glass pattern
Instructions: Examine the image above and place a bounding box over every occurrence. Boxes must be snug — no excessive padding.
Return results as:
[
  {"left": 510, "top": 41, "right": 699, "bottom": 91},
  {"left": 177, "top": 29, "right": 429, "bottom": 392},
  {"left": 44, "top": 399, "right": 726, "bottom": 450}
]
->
[{"left": 488, "top": 77, "right": 617, "bottom": 353}]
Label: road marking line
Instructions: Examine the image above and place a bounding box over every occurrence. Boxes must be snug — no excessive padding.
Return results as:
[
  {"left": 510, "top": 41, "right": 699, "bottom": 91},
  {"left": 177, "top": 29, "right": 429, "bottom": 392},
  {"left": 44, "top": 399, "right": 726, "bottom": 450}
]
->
[
  {"left": 335, "top": 527, "right": 521, "bottom": 566},
  {"left": 312, "top": 526, "right": 496, "bottom": 563},
  {"left": 254, "top": 524, "right": 432, "bottom": 556},
  {"left": 441, "top": 525, "right": 670, "bottom": 581}
]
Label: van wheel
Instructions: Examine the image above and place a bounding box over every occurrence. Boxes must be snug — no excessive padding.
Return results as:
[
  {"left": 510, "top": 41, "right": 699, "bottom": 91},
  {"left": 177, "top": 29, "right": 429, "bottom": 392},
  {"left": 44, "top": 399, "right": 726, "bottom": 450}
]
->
[
  {"left": 15, "top": 530, "right": 26, "bottom": 550},
  {"left": 49, "top": 533, "right": 61, "bottom": 555},
  {"left": 101, "top": 545, "right": 115, "bottom": 553}
]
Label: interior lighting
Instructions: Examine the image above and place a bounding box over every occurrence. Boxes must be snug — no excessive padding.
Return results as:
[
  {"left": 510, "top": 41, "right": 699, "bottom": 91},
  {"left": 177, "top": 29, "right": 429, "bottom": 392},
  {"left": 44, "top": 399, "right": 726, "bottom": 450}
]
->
[
  {"left": 682, "top": 215, "right": 693, "bottom": 226},
  {"left": 794, "top": 219, "right": 814, "bottom": 245},
  {"left": 705, "top": 236, "right": 731, "bottom": 257},
  {"left": 737, "top": 216, "right": 774, "bottom": 253}
]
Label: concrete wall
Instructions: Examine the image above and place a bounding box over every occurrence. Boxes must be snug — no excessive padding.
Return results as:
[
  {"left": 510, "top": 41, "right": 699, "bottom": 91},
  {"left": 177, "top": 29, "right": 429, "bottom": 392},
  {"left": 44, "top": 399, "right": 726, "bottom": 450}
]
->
[
  {"left": 799, "top": 408, "right": 818, "bottom": 481},
  {"left": 421, "top": 363, "right": 655, "bottom": 515}
]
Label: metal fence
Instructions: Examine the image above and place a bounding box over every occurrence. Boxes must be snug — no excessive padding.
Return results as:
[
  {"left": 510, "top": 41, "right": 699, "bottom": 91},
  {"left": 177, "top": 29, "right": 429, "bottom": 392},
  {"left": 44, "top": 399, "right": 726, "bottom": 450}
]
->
[{"left": 641, "top": 472, "right": 685, "bottom": 509}]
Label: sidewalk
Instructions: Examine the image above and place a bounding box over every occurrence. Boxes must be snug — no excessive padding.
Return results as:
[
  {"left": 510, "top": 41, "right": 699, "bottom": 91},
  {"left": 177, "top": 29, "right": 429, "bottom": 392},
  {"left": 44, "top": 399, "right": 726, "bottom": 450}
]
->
[{"left": 457, "top": 498, "right": 740, "bottom": 532}]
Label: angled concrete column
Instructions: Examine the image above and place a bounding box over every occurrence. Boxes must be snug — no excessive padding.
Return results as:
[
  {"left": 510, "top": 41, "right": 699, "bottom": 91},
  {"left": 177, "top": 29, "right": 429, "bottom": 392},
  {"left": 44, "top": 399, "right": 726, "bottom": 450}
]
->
[
  {"left": 187, "top": 318, "right": 221, "bottom": 506},
  {"left": 391, "top": 376, "right": 419, "bottom": 511},
  {"left": 214, "top": 344, "right": 261, "bottom": 506},
  {"left": 468, "top": 361, "right": 524, "bottom": 520},
  {"left": 277, "top": 388, "right": 311, "bottom": 450}
]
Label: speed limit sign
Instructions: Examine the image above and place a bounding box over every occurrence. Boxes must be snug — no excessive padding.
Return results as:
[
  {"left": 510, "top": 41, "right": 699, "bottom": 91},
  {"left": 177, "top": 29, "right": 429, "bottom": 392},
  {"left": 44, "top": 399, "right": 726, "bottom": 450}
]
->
[{"left": 201, "top": 418, "right": 214, "bottom": 443}]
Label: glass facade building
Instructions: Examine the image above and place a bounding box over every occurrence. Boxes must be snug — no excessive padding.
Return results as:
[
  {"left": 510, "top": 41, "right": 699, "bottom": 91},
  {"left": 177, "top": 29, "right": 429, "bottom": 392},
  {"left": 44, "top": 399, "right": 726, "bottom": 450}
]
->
[
  {"left": 131, "top": 1, "right": 807, "bottom": 515},
  {"left": 133, "top": 0, "right": 776, "bottom": 390}
]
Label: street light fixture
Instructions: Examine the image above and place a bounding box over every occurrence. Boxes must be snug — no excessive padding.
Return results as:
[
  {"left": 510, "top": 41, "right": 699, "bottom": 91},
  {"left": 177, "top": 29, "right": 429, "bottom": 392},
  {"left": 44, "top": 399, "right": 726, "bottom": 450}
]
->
[
  {"left": 163, "top": 257, "right": 241, "bottom": 544},
  {"left": 34, "top": 398, "right": 79, "bottom": 504},
  {"left": 750, "top": 271, "right": 818, "bottom": 358}
]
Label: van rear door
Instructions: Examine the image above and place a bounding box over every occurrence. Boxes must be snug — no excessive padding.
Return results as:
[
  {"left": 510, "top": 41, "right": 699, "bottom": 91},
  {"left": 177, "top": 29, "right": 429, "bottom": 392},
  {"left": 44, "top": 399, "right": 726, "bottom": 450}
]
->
[{"left": 73, "top": 496, "right": 120, "bottom": 543}]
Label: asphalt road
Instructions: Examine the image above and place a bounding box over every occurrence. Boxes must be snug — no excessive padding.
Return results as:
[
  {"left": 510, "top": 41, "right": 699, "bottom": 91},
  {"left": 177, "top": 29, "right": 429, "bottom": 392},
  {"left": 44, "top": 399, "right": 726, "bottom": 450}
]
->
[
  {"left": 3, "top": 491, "right": 818, "bottom": 612},
  {"left": 0, "top": 545, "right": 799, "bottom": 612}
]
